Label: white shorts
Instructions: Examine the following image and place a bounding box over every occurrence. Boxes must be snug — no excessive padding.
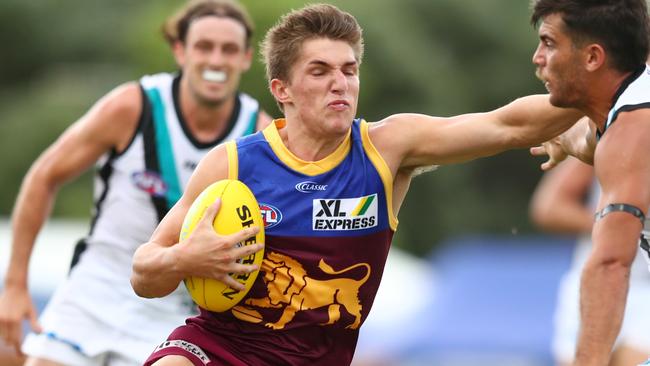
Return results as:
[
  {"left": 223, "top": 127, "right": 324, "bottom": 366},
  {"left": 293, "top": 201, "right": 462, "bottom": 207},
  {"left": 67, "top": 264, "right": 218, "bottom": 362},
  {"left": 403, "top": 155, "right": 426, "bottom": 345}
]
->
[
  {"left": 22, "top": 243, "right": 196, "bottom": 366},
  {"left": 23, "top": 326, "right": 150, "bottom": 366},
  {"left": 552, "top": 244, "right": 650, "bottom": 363}
]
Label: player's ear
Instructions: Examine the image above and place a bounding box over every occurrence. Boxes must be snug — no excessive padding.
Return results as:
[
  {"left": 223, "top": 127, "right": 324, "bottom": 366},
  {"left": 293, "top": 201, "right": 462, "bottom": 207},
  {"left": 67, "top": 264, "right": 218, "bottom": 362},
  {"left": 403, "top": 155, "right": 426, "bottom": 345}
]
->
[
  {"left": 270, "top": 79, "right": 291, "bottom": 105},
  {"left": 585, "top": 43, "right": 606, "bottom": 72},
  {"left": 172, "top": 41, "right": 186, "bottom": 67}
]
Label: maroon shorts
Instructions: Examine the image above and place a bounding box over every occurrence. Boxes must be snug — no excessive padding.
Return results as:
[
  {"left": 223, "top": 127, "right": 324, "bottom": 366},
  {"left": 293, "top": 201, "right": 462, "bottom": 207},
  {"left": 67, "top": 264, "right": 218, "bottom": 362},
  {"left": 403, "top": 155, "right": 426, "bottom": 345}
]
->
[{"left": 144, "top": 323, "right": 247, "bottom": 366}]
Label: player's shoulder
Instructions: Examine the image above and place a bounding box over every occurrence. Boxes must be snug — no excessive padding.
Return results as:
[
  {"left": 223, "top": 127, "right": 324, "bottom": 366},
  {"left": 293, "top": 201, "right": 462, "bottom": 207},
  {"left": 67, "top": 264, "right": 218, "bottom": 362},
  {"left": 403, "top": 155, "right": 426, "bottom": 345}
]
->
[
  {"left": 596, "top": 109, "right": 650, "bottom": 166},
  {"left": 77, "top": 81, "right": 144, "bottom": 151},
  {"left": 95, "top": 81, "right": 143, "bottom": 123},
  {"left": 367, "top": 113, "right": 444, "bottom": 144}
]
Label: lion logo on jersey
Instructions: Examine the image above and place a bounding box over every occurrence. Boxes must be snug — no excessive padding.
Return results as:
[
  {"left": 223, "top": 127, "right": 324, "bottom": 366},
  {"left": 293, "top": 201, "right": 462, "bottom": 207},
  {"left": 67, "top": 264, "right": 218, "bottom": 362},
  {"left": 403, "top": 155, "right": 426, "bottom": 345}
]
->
[{"left": 233, "top": 252, "right": 371, "bottom": 330}]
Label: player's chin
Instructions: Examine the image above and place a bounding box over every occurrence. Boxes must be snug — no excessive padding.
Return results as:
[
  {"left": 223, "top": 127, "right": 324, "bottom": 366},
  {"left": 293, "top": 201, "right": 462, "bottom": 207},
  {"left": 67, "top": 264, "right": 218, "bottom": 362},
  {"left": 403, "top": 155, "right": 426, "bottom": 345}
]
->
[
  {"left": 325, "top": 108, "right": 355, "bottom": 122},
  {"left": 326, "top": 115, "right": 355, "bottom": 132},
  {"left": 199, "top": 91, "right": 229, "bottom": 107}
]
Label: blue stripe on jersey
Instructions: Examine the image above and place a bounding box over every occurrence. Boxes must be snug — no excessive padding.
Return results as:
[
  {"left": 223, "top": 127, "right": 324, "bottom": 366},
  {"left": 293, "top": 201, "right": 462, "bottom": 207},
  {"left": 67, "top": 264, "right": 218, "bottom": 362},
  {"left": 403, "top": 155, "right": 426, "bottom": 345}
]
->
[
  {"left": 145, "top": 88, "right": 182, "bottom": 208},
  {"left": 235, "top": 119, "right": 390, "bottom": 238}
]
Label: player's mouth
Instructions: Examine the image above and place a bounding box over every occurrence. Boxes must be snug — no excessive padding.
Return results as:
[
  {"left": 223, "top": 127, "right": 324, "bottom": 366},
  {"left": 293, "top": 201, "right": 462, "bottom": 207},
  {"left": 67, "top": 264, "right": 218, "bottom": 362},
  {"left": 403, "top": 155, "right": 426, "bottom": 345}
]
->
[
  {"left": 328, "top": 100, "right": 350, "bottom": 111},
  {"left": 202, "top": 69, "right": 227, "bottom": 83},
  {"left": 535, "top": 69, "right": 550, "bottom": 91}
]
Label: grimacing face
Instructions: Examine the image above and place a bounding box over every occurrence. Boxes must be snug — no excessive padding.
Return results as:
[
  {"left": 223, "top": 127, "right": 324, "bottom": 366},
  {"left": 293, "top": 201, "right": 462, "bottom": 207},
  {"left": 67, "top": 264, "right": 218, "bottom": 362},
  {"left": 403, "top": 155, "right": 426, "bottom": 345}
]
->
[
  {"left": 175, "top": 16, "right": 252, "bottom": 107},
  {"left": 275, "top": 38, "right": 360, "bottom": 135},
  {"left": 532, "top": 13, "right": 589, "bottom": 108}
]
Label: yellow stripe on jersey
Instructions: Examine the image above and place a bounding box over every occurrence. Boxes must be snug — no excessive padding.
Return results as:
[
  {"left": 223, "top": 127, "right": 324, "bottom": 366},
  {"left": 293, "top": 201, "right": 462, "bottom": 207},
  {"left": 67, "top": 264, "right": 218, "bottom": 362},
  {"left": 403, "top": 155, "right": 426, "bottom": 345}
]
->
[
  {"left": 262, "top": 119, "right": 351, "bottom": 176},
  {"left": 226, "top": 141, "right": 239, "bottom": 180},
  {"left": 360, "top": 120, "right": 398, "bottom": 231}
]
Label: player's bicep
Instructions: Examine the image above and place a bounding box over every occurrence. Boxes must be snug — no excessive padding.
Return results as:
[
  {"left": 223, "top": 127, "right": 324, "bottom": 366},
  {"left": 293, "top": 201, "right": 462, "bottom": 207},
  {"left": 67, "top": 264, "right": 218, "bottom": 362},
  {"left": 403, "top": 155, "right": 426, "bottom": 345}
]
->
[
  {"left": 393, "top": 112, "right": 509, "bottom": 168},
  {"left": 35, "top": 83, "right": 141, "bottom": 183},
  {"left": 595, "top": 112, "right": 650, "bottom": 212}
]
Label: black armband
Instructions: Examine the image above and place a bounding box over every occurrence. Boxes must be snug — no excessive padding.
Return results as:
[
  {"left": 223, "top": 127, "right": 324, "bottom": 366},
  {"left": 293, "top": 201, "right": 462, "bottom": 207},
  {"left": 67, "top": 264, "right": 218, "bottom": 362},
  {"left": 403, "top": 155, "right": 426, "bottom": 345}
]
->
[{"left": 594, "top": 203, "right": 645, "bottom": 224}]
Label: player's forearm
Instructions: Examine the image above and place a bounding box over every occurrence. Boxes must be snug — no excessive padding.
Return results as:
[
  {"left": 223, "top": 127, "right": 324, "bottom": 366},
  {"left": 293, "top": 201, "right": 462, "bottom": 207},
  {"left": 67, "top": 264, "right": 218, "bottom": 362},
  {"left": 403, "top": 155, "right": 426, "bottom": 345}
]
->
[
  {"left": 131, "top": 241, "right": 185, "bottom": 298},
  {"left": 574, "top": 258, "right": 629, "bottom": 366},
  {"left": 4, "top": 168, "right": 58, "bottom": 288},
  {"left": 497, "top": 95, "right": 583, "bottom": 147}
]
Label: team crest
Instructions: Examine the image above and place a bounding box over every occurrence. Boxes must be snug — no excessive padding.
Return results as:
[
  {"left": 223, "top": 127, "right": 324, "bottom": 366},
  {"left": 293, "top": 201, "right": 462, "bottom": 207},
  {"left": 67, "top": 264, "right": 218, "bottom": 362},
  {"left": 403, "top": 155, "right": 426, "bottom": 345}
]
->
[
  {"left": 131, "top": 171, "right": 167, "bottom": 197},
  {"left": 231, "top": 252, "right": 370, "bottom": 330}
]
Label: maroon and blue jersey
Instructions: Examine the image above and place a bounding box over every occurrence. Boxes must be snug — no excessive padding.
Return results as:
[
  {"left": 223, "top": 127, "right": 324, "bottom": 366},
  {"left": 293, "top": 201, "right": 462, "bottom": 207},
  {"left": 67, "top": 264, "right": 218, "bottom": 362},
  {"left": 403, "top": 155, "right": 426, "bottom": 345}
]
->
[{"left": 147, "top": 119, "right": 397, "bottom": 366}]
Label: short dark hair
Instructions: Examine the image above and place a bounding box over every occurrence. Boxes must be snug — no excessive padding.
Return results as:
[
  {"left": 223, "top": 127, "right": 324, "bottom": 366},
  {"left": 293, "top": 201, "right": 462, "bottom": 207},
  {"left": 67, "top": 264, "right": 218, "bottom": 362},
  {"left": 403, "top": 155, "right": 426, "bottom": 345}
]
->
[
  {"left": 162, "top": 0, "right": 254, "bottom": 48},
  {"left": 531, "top": 0, "right": 649, "bottom": 72}
]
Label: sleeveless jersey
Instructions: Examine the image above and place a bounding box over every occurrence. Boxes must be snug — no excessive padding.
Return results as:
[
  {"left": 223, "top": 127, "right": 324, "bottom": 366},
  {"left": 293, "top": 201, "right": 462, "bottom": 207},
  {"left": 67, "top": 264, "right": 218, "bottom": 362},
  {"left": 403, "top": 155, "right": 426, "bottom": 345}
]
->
[
  {"left": 600, "top": 64, "right": 650, "bottom": 263},
  {"left": 189, "top": 119, "right": 397, "bottom": 365},
  {"left": 88, "top": 72, "right": 260, "bottom": 252},
  {"left": 77, "top": 72, "right": 260, "bottom": 334}
]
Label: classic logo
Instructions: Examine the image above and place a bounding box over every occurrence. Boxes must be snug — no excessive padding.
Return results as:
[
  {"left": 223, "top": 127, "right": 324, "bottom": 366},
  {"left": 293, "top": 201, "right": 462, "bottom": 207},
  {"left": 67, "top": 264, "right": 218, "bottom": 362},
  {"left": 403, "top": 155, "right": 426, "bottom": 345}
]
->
[
  {"left": 232, "top": 252, "right": 370, "bottom": 330},
  {"left": 295, "top": 181, "right": 328, "bottom": 193},
  {"left": 259, "top": 203, "right": 282, "bottom": 229},
  {"left": 131, "top": 171, "right": 167, "bottom": 197},
  {"left": 312, "top": 194, "right": 378, "bottom": 231}
]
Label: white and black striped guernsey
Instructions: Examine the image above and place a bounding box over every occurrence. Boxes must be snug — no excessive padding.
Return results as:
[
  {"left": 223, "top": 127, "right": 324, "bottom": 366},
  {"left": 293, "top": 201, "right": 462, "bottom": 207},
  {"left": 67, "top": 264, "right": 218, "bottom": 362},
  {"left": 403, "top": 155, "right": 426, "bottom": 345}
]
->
[
  {"left": 69, "top": 72, "right": 261, "bottom": 329},
  {"left": 88, "top": 72, "right": 260, "bottom": 253},
  {"left": 22, "top": 72, "right": 263, "bottom": 361}
]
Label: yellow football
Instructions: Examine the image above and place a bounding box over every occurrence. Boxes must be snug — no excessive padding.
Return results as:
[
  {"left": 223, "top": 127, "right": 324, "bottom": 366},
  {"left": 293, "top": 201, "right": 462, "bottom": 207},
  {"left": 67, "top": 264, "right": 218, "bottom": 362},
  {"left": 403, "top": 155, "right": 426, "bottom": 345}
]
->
[{"left": 180, "top": 179, "right": 264, "bottom": 312}]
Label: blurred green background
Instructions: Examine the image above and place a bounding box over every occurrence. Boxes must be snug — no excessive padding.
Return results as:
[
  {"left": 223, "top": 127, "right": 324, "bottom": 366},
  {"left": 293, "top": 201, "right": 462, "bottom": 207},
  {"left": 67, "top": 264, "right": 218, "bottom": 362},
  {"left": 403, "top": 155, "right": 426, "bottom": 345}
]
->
[{"left": 0, "top": 0, "right": 548, "bottom": 256}]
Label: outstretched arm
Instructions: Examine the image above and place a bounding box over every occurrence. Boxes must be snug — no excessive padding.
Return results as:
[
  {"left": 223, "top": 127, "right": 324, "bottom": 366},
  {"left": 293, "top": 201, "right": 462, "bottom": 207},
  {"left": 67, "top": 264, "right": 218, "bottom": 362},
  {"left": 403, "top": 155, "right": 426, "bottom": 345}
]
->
[
  {"left": 130, "top": 145, "right": 263, "bottom": 298},
  {"left": 370, "top": 94, "right": 583, "bottom": 172},
  {"left": 574, "top": 109, "right": 650, "bottom": 366}
]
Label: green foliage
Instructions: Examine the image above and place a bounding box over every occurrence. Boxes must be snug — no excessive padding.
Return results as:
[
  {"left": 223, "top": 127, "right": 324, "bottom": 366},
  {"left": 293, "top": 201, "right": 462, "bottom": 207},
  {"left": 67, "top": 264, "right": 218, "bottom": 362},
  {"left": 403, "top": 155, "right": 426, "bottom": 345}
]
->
[{"left": 0, "top": 0, "right": 551, "bottom": 255}]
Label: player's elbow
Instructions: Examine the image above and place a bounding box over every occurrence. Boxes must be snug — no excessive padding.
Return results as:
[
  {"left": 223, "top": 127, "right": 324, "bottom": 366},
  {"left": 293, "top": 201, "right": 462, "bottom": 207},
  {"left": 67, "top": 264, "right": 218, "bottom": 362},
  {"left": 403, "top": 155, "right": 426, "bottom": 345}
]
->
[
  {"left": 587, "top": 247, "right": 636, "bottom": 273},
  {"left": 130, "top": 267, "right": 176, "bottom": 299},
  {"left": 130, "top": 261, "right": 156, "bottom": 298},
  {"left": 130, "top": 247, "right": 172, "bottom": 299},
  {"left": 131, "top": 243, "right": 182, "bottom": 298},
  {"left": 529, "top": 203, "right": 554, "bottom": 231},
  {"left": 130, "top": 274, "right": 153, "bottom": 299}
]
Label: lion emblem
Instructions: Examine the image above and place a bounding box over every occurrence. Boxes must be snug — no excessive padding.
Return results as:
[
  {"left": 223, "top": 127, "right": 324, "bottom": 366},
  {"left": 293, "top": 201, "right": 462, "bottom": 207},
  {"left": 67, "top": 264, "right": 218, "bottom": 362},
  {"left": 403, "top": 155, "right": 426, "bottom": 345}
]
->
[{"left": 235, "top": 252, "right": 371, "bottom": 330}]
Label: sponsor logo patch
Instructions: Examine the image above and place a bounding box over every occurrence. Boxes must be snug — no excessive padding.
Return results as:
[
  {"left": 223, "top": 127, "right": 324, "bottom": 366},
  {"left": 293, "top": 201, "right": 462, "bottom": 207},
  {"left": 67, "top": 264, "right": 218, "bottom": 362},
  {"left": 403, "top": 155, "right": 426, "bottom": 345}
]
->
[
  {"left": 131, "top": 171, "right": 167, "bottom": 197},
  {"left": 154, "top": 340, "right": 210, "bottom": 365},
  {"left": 313, "top": 194, "right": 378, "bottom": 231},
  {"left": 260, "top": 203, "right": 283, "bottom": 229},
  {"left": 295, "top": 181, "right": 328, "bottom": 193}
]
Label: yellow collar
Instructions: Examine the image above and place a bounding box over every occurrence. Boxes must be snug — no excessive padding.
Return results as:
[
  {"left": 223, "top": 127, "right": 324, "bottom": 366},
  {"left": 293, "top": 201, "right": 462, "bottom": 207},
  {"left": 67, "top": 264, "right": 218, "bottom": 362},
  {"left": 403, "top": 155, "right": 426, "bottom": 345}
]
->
[{"left": 262, "top": 119, "right": 351, "bottom": 176}]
